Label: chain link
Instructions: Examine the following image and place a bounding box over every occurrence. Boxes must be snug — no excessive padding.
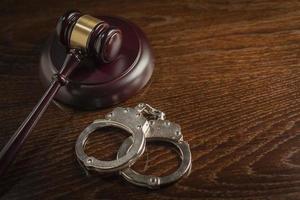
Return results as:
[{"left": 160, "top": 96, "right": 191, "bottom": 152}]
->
[{"left": 136, "top": 103, "right": 166, "bottom": 120}]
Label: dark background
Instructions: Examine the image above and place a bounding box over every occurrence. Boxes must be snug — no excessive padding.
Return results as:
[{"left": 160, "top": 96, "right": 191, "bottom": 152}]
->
[{"left": 0, "top": 0, "right": 300, "bottom": 199}]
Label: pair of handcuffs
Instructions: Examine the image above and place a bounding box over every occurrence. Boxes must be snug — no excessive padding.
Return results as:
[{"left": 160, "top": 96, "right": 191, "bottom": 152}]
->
[{"left": 75, "top": 103, "right": 192, "bottom": 189}]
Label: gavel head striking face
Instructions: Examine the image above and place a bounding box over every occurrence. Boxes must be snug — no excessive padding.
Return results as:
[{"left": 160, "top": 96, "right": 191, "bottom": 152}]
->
[{"left": 56, "top": 11, "right": 122, "bottom": 63}]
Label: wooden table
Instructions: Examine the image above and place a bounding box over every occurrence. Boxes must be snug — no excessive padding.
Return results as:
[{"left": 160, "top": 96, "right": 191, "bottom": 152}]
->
[{"left": 0, "top": 0, "right": 299, "bottom": 199}]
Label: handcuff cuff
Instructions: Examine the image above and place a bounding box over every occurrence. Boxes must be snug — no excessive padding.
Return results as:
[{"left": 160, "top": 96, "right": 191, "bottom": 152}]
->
[{"left": 75, "top": 103, "right": 192, "bottom": 189}]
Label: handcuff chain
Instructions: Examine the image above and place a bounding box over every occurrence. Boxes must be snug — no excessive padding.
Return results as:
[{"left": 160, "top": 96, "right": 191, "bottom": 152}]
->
[{"left": 137, "top": 103, "right": 166, "bottom": 120}]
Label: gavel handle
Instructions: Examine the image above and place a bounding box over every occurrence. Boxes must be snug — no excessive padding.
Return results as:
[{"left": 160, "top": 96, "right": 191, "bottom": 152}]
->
[
  {"left": 0, "top": 80, "right": 61, "bottom": 175},
  {"left": 0, "top": 50, "right": 82, "bottom": 176}
]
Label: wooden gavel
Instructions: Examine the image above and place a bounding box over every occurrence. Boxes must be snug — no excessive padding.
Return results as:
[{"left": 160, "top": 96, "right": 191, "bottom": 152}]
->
[{"left": 0, "top": 11, "right": 122, "bottom": 176}]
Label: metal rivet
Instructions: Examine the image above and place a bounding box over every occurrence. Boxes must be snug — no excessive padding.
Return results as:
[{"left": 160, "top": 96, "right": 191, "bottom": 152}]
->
[
  {"left": 149, "top": 177, "right": 158, "bottom": 185},
  {"left": 165, "top": 121, "right": 170, "bottom": 126},
  {"left": 106, "top": 113, "right": 113, "bottom": 119},
  {"left": 86, "top": 158, "right": 93, "bottom": 164},
  {"left": 136, "top": 113, "right": 141, "bottom": 117},
  {"left": 124, "top": 108, "right": 129, "bottom": 113},
  {"left": 137, "top": 125, "right": 142, "bottom": 129}
]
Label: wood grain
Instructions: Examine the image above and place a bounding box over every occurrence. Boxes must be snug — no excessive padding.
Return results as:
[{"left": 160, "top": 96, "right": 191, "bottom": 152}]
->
[{"left": 0, "top": 0, "right": 300, "bottom": 199}]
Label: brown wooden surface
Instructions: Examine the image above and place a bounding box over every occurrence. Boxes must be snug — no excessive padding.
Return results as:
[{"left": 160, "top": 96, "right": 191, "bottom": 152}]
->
[{"left": 0, "top": 0, "right": 300, "bottom": 199}]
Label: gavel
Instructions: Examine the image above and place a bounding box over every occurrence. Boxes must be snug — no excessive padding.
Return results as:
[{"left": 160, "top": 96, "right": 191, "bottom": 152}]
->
[{"left": 0, "top": 11, "right": 122, "bottom": 176}]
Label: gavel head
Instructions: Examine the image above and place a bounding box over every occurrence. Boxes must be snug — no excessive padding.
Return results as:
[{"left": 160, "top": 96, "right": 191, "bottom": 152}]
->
[{"left": 56, "top": 11, "right": 122, "bottom": 63}]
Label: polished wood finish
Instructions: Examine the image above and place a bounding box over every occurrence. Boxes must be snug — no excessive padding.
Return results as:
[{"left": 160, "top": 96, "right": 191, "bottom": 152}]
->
[
  {"left": 0, "top": 50, "right": 82, "bottom": 177},
  {"left": 0, "top": 0, "right": 299, "bottom": 199},
  {"left": 40, "top": 16, "right": 154, "bottom": 109},
  {"left": 56, "top": 11, "right": 123, "bottom": 63},
  {"left": 0, "top": 12, "right": 124, "bottom": 177}
]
